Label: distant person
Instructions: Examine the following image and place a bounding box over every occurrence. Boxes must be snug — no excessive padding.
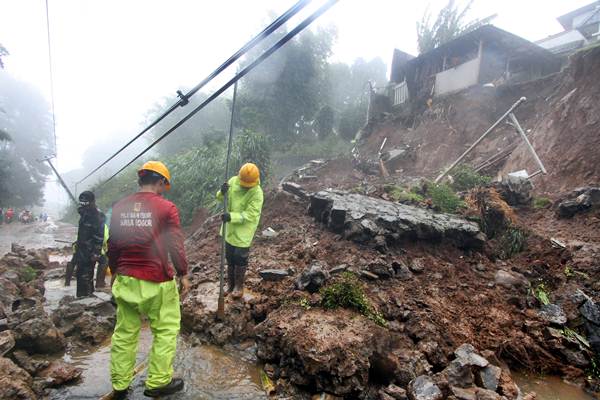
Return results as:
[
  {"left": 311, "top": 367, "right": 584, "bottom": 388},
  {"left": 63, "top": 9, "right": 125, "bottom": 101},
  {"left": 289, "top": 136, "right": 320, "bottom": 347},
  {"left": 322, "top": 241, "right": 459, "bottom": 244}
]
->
[
  {"left": 107, "top": 161, "right": 189, "bottom": 399},
  {"left": 218, "top": 163, "right": 264, "bottom": 299},
  {"left": 5, "top": 208, "right": 14, "bottom": 223},
  {"left": 73, "top": 191, "right": 105, "bottom": 297}
]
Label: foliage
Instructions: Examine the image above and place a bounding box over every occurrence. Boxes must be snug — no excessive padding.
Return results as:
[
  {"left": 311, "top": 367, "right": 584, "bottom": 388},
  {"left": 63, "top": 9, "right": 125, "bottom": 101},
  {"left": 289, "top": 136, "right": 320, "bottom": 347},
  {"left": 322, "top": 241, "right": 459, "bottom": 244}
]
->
[
  {"left": 416, "top": 0, "right": 496, "bottom": 53},
  {"left": 0, "top": 72, "right": 53, "bottom": 207},
  {"left": 273, "top": 134, "right": 352, "bottom": 164},
  {"left": 321, "top": 272, "right": 387, "bottom": 327},
  {"left": 533, "top": 197, "right": 552, "bottom": 209},
  {"left": 451, "top": 165, "right": 491, "bottom": 192},
  {"left": 384, "top": 185, "right": 424, "bottom": 204},
  {"left": 298, "top": 298, "right": 311, "bottom": 310},
  {"left": 20, "top": 266, "right": 38, "bottom": 283},
  {"left": 427, "top": 183, "right": 464, "bottom": 213},
  {"left": 534, "top": 283, "right": 550, "bottom": 306},
  {"left": 231, "top": 130, "right": 271, "bottom": 183},
  {"left": 497, "top": 227, "right": 527, "bottom": 259},
  {"left": 562, "top": 327, "right": 590, "bottom": 349}
]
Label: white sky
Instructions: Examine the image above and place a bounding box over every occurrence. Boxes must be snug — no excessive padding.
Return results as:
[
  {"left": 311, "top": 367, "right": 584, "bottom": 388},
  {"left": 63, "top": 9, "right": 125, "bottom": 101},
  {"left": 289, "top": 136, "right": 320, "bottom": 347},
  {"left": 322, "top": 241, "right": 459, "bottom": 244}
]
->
[{"left": 0, "top": 0, "right": 591, "bottom": 208}]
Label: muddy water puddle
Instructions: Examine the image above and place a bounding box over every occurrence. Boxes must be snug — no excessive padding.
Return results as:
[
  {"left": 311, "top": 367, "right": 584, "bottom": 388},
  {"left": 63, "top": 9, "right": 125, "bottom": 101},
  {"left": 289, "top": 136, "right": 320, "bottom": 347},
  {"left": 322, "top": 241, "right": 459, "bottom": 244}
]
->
[{"left": 514, "top": 372, "right": 596, "bottom": 400}]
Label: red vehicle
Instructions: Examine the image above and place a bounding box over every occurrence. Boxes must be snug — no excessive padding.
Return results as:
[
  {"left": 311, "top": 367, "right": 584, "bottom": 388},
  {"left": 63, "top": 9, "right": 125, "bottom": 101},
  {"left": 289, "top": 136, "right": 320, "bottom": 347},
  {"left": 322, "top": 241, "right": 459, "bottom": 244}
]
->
[{"left": 5, "top": 208, "right": 14, "bottom": 224}]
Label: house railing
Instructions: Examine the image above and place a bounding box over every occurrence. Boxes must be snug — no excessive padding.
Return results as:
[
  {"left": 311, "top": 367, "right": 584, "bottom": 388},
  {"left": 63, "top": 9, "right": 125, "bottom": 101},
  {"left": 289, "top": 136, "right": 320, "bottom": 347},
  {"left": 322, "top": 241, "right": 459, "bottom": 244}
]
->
[{"left": 393, "top": 81, "right": 409, "bottom": 105}]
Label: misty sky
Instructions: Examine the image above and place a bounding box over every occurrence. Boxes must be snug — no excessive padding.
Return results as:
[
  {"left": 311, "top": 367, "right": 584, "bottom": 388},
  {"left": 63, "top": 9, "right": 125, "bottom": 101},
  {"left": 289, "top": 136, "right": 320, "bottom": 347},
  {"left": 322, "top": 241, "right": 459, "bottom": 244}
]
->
[{"left": 0, "top": 0, "right": 590, "bottom": 207}]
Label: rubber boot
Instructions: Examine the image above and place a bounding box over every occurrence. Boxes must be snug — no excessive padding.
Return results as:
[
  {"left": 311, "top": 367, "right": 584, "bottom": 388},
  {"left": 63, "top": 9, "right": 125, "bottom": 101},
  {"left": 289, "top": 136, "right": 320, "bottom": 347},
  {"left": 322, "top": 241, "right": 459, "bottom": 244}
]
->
[
  {"left": 143, "top": 378, "right": 184, "bottom": 398},
  {"left": 96, "top": 255, "right": 108, "bottom": 289},
  {"left": 110, "top": 388, "right": 129, "bottom": 400},
  {"left": 224, "top": 263, "right": 235, "bottom": 297},
  {"left": 65, "top": 261, "right": 75, "bottom": 286},
  {"left": 231, "top": 265, "right": 246, "bottom": 299}
]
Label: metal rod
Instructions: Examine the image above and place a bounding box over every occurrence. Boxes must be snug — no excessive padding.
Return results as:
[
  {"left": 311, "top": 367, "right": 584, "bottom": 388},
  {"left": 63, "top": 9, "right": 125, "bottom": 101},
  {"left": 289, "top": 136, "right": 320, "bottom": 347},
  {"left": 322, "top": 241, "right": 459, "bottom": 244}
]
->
[
  {"left": 217, "top": 79, "right": 238, "bottom": 320},
  {"left": 434, "top": 96, "right": 527, "bottom": 183},
  {"left": 529, "top": 169, "right": 543, "bottom": 179},
  {"left": 508, "top": 112, "right": 547, "bottom": 175},
  {"left": 44, "top": 157, "right": 77, "bottom": 204}
]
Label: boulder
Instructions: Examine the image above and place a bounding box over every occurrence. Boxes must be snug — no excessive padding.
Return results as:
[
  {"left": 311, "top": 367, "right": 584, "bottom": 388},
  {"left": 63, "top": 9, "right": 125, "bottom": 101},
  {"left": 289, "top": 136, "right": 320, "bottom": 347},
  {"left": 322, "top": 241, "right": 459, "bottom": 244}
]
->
[
  {"left": 475, "top": 364, "right": 502, "bottom": 392},
  {"left": 382, "top": 384, "right": 408, "bottom": 400},
  {"left": 296, "top": 262, "right": 330, "bottom": 293},
  {"left": 538, "top": 304, "right": 567, "bottom": 325},
  {"left": 494, "top": 270, "right": 529, "bottom": 290},
  {"left": 497, "top": 173, "right": 533, "bottom": 206},
  {"left": 556, "top": 186, "right": 600, "bottom": 218},
  {"left": 259, "top": 269, "right": 290, "bottom": 281},
  {"left": 454, "top": 344, "right": 489, "bottom": 368},
  {"left": 418, "top": 341, "right": 448, "bottom": 370},
  {"left": 13, "top": 315, "right": 66, "bottom": 354},
  {"left": 0, "top": 356, "right": 35, "bottom": 400},
  {"left": 443, "top": 359, "right": 474, "bottom": 388},
  {"left": 392, "top": 261, "right": 413, "bottom": 281},
  {"left": 372, "top": 349, "right": 432, "bottom": 387},
  {"left": 408, "top": 375, "right": 443, "bottom": 400},
  {"left": 309, "top": 190, "right": 485, "bottom": 249},
  {"left": 580, "top": 299, "right": 600, "bottom": 325},
  {"left": 12, "top": 350, "right": 49, "bottom": 375},
  {"left": 38, "top": 360, "right": 82, "bottom": 387},
  {"left": 0, "top": 330, "right": 15, "bottom": 356}
]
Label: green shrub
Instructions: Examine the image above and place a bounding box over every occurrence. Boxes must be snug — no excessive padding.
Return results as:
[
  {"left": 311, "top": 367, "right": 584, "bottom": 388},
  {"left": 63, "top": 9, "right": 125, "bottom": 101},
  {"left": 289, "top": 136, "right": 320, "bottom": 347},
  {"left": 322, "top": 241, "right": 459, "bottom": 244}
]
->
[
  {"left": 451, "top": 165, "right": 491, "bottom": 192},
  {"left": 533, "top": 197, "right": 552, "bottom": 209},
  {"left": 427, "top": 183, "right": 464, "bottom": 213},
  {"left": 321, "top": 272, "right": 387, "bottom": 327},
  {"left": 497, "top": 227, "right": 527, "bottom": 259},
  {"left": 20, "top": 266, "right": 38, "bottom": 282},
  {"left": 534, "top": 283, "right": 550, "bottom": 305},
  {"left": 384, "top": 185, "right": 424, "bottom": 204}
]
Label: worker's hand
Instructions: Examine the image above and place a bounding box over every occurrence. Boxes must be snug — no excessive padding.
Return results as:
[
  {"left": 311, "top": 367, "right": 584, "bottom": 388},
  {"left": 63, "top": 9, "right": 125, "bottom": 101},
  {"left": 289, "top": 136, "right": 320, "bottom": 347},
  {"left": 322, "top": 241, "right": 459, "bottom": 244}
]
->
[
  {"left": 221, "top": 213, "right": 231, "bottom": 223},
  {"left": 221, "top": 182, "right": 229, "bottom": 195},
  {"left": 179, "top": 276, "right": 191, "bottom": 298}
]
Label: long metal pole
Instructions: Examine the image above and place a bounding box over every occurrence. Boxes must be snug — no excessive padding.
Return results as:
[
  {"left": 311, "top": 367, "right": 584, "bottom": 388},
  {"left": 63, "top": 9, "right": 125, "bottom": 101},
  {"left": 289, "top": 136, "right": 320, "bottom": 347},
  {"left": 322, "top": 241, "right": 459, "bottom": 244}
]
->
[
  {"left": 508, "top": 112, "right": 547, "bottom": 175},
  {"left": 45, "top": 158, "right": 77, "bottom": 204},
  {"left": 217, "top": 79, "right": 238, "bottom": 320},
  {"left": 434, "top": 96, "right": 527, "bottom": 183}
]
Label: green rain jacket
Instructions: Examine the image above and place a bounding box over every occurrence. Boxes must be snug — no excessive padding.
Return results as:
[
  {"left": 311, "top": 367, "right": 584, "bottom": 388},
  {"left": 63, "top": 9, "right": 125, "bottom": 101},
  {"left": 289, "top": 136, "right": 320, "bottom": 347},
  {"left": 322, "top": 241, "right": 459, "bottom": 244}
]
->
[{"left": 217, "top": 175, "right": 264, "bottom": 248}]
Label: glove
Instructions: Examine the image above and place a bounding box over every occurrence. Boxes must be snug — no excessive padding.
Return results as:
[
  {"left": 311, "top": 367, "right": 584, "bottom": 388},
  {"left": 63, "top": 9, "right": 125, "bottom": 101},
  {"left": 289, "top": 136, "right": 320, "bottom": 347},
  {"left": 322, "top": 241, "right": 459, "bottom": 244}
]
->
[
  {"left": 221, "top": 213, "right": 231, "bottom": 223},
  {"left": 221, "top": 182, "right": 229, "bottom": 195}
]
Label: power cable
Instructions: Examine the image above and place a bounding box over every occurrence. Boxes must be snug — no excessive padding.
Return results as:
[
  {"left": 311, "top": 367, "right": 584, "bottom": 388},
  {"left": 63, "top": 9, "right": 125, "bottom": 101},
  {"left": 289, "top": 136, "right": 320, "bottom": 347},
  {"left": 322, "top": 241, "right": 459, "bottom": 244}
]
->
[
  {"left": 45, "top": 0, "right": 58, "bottom": 156},
  {"left": 99, "top": 0, "right": 339, "bottom": 188},
  {"left": 77, "top": 0, "right": 312, "bottom": 185}
]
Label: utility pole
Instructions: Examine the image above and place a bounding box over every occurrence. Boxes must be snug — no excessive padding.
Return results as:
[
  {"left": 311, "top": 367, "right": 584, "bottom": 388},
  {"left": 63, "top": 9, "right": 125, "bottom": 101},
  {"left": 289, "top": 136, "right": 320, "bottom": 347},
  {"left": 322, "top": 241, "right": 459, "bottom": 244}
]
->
[{"left": 40, "top": 155, "right": 77, "bottom": 204}]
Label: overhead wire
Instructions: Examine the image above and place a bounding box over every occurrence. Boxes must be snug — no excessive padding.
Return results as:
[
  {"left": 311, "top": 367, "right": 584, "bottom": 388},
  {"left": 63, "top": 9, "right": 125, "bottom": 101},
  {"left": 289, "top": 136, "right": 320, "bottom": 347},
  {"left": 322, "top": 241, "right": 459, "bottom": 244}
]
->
[
  {"left": 99, "top": 0, "right": 339, "bottom": 188},
  {"left": 44, "top": 0, "right": 58, "bottom": 156},
  {"left": 76, "top": 0, "right": 313, "bottom": 185}
]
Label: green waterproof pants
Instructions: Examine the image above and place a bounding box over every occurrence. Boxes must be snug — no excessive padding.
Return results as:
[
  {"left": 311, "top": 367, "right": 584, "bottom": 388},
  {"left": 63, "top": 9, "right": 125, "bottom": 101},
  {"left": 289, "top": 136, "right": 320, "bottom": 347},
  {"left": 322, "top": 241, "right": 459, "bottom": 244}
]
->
[{"left": 110, "top": 275, "right": 181, "bottom": 391}]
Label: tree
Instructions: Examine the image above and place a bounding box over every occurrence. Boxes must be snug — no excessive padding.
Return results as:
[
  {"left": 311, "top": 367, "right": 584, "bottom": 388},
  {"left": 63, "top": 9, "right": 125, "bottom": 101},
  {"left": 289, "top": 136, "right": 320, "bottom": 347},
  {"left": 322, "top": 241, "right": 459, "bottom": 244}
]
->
[
  {"left": 416, "top": 0, "right": 496, "bottom": 54},
  {"left": 0, "top": 72, "right": 53, "bottom": 206}
]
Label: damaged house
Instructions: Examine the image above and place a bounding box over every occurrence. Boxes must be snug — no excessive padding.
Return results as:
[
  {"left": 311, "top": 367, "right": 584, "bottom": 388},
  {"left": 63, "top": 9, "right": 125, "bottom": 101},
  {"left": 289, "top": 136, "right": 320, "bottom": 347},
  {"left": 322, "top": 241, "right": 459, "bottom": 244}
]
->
[{"left": 390, "top": 25, "right": 560, "bottom": 107}]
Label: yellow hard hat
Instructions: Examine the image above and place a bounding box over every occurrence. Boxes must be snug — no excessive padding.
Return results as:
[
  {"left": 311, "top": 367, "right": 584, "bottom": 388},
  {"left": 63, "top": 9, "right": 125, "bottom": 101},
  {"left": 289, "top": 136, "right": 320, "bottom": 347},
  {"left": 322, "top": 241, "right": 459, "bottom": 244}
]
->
[
  {"left": 239, "top": 163, "right": 260, "bottom": 188},
  {"left": 139, "top": 161, "right": 171, "bottom": 190}
]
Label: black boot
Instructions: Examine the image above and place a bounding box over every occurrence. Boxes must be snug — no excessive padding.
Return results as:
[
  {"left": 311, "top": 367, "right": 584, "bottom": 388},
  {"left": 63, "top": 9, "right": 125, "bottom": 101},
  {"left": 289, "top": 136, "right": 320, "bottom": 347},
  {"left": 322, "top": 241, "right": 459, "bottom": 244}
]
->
[
  {"left": 231, "top": 265, "right": 246, "bottom": 299},
  {"left": 110, "top": 388, "right": 129, "bottom": 400},
  {"left": 224, "top": 263, "right": 235, "bottom": 297},
  {"left": 143, "top": 378, "right": 184, "bottom": 398}
]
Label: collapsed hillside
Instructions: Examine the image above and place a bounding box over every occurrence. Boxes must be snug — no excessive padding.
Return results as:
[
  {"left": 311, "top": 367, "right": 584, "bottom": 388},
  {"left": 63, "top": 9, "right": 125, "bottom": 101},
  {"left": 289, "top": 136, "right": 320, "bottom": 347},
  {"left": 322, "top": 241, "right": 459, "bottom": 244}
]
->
[{"left": 181, "top": 45, "right": 600, "bottom": 399}]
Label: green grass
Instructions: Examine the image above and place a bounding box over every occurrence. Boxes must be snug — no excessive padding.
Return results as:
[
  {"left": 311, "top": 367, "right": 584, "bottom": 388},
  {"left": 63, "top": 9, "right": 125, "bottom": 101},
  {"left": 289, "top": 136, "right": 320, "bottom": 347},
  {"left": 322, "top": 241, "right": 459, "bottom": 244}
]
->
[
  {"left": 384, "top": 185, "right": 424, "bottom": 204},
  {"left": 533, "top": 197, "right": 552, "bottom": 209},
  {"left": 497, "top": 227, "right": 527, "bottom": 259},
  {"left": 20, "top": 266, "right": 38, "bottom": 283},
  {"left": 534, "top": 283, "right": 550, "bottom": 306},
  {"left": 451, "top": 165, "right": 491, "bottom": 192},
  {"left": 321, "top": 272, "right": 387, "bottom": 327}
]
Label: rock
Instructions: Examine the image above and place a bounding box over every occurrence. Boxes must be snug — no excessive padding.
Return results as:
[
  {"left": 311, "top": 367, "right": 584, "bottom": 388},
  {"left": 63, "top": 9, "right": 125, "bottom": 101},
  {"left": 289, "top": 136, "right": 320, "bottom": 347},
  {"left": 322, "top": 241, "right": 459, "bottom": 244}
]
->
[
  {"left": 68, "top": 312, "right": 114, "bottom": 345},
  {"left": 360, "top": 270, "right": 380, "bottom": 280},
  {"left": 308, "top": 190, "right": 485, "bottom": 249},
  {"left": 475, "top": 364, "right": 502, "bottom": 392},
  {"left": 38, "top": 360, "right": 82, "bottom": 387},
  {"left": 0, "top": 277, "right": 20, "bottom": 309},
  {"left": 373, "top": 349, "right": 432, "bottom": 387},
  {"left": 256, "top": 307, "right": 385, "bottom": 396},
  {"left": 261, "top": 227, "right": 279, "bottom": 238},
  {"left": 393, "top": 260, "right": 413, "bottom": 281},
  {"left": 13, "top": 315, "right": 66, "bottom": 354},
  {"left": 580, "top": 299, "right": 600, "bottom": 325},
  {"left": 557, "top": 199, "right": 582, "bottom": 218},
  {"left": 368, "top": 262, "right": 393, "bottom": 279},
  {"left": 282, "top": 182, "right": 309, "bottom": 200},
  {"left": 330, "top": 264, "right": 348, "bottom": 275},
  {"left": 409, "top": 259, "right": 425, "bottom": 273},
  {"left": 497, "top": 173, "right": 533, "bottom": 206},
  {"left": 408, "top": 375, "right": 443, "bottom": 400},
  {"left": 418, "top": 341, "right": 448, "bottom": 370},
  {"left": 296, "top": 262, "right": 330, "bottom": 293},
  {"left": 11, "top": 243, "right": 26, "bottom": 255},
  {"left": 12, "top": 350, "right": 49, "bottom": 375},
  {"left": 494, "top": 270, "right": 529, "bottom": 290},
  {"left": 475, "top": 388, "right": 502, "bottom": 400},
  {"left": 0, "top": 330, "right": 15, "bottom": 356},
  {"left": 382, "top": 384, "right": 408, "bottom": 400},
  {"left": 560, "top": 348, "right": 590, "bottom": 368},
  {"left": 259, "top": 269, "right": 289, "bottom": 281},
  {"left": 451, "top": 386, "right": 477, "bottom": 400},
  {"left": 556, "top": 187, "right": 600, "bottom": 218},
  {"left": 0, "top": 356, "right": 35, "bottom": 399},
  {"left": 538, "top": 304, "right": 567, "bottom": 325},
  {"left": 454, "top": 344, "right": 489, "bottom": 368},
  {"left": 444, "top": 359, "right": 474, "bottom": 388}
]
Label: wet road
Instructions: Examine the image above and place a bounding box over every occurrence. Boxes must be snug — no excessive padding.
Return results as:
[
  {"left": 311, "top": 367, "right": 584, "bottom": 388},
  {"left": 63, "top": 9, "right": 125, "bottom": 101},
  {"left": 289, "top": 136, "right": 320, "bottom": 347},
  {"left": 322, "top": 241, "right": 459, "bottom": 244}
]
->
[{"left": 0, "top": 218, "right": 77, "bottom": 255}]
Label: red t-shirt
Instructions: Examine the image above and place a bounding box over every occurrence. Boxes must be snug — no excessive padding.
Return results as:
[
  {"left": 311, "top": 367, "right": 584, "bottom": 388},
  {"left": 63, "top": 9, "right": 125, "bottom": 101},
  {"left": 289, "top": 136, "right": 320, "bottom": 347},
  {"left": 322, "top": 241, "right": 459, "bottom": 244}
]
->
[{"left": 107, "top": 192, "right": 188, "bottom": 282}]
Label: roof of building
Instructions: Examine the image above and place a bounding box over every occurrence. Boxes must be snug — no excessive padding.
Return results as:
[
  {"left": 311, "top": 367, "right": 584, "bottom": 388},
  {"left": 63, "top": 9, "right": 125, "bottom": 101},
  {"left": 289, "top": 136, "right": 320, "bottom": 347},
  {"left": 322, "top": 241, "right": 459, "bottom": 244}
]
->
[{"left": 557, "top": 1, "right": 600, "bottom": 30}]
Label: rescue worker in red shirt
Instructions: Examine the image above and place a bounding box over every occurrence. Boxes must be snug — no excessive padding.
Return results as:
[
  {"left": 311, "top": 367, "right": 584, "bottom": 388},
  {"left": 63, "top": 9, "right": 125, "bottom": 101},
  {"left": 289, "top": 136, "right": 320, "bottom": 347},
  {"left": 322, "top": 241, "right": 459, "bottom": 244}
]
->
[{"left": 107, "top": 161, "right": 190, "bottom": 399}]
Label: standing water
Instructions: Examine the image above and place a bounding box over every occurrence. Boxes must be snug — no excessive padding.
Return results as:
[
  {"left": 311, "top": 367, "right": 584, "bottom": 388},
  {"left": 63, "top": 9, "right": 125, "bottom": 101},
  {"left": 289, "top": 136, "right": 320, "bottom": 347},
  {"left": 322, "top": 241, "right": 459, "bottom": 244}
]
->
[{"left": 513, "top": 372, "right": 596, "bottom": 400}]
